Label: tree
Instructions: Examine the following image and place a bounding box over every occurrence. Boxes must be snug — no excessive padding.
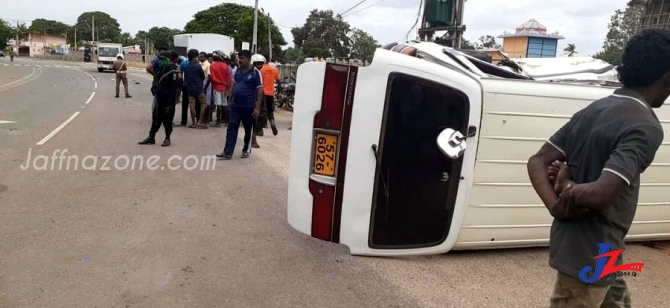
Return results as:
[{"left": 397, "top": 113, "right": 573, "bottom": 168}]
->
[
  {"left": 184, "top": 3, "right": 287, "bottom": 55},
  {"left": 144, "top": 27, "right": 182, "bottom": 50},
  {"left": 282, "top": 47, "right": 304, "bottom": 64},
  {"left": 114, "top": 32, "right": 134, "bottom": 46},
  {"left": 0, "top": 19, "right": 13, "bottom": 49},
  {"left": 563, "top": 43, "right": 577, "bottom": 57},
  {"left": 72, "top": 12, "right": 121, "bottom": 44},
  {"left": 29, "top": 19, "right": 70, "bottom": 37},
  {"left": 460, "top": 38, "right": 476, "bottom": 50},
  {"left": 475, "top": 35, "right": 500, "bottom": 49},
  {"left": 594, "top": 1, "right": 645, "bottom": 64},
  {"left": 349, "top": 29, "right": 378, "bottom": 63},
  {"left": 292, "top": 9, "right": 352, "bottom": 58}
]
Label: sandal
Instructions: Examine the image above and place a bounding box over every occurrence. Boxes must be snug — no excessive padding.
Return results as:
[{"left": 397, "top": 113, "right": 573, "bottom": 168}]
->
[{"left": 189, "top": 124, "right": 197, "bottom": 128}]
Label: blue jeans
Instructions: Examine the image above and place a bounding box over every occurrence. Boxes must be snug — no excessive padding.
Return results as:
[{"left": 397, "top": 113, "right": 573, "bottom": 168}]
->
[{"left": 223, "top": 105, "right": 254, "bottom": 155}]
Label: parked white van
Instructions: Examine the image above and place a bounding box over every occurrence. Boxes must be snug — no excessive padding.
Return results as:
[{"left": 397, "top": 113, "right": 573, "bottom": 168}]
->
[{"left": 287, "top": 42, "right": 670, "bottom": 257}]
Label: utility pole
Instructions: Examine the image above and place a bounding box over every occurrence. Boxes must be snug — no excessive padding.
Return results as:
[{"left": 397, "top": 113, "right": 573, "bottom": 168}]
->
[
  {"left": 15, "top": 20, "right": 19, "bottom": 55},
  {"left": 92, "top": 16, "right": 95, "bottom": 43},
  {"left": 268, "top": 13, "right": 272, "bottom": 61},
  {"left": 252, "top": 0, "right": 259, "bottom": 53},
  {"left": 453, "top": 0, "right": 465, "bottom": 49}
]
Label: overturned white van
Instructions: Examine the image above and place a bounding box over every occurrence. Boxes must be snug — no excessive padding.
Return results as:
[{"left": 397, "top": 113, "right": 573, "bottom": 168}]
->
[{"left": 286, "top": 41, "right": 670, "bottom": 256}]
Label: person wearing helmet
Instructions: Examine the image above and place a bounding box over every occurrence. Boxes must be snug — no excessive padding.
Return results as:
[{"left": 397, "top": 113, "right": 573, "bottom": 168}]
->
[
  {"left": 258, "top": 54, "right": 280, "bottom": 135},
  {"left": 250, "top": 54, "right": 268, "bottom": 145},
  {"left": 112, "top": 53, "right": 131, "bottom": 98}
]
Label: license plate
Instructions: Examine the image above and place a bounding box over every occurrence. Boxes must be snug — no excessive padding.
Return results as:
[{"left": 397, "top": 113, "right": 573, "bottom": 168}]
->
[{"left": 313, "top": 133, "right": 338, "bottom": 177}]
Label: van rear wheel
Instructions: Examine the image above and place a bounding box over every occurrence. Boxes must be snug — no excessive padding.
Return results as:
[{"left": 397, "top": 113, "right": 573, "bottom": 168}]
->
[{"left": 97, "top": 68, "right": 103, "bottom": 72}]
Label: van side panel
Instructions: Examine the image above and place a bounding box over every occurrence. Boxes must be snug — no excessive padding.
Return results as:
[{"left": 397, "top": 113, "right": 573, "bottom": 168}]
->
[{"left": 453, "top": 79, "right": 670, "bottom": 250}]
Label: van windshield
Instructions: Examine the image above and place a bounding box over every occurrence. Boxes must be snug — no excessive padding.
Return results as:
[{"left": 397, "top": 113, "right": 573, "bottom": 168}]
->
[{"left": 99, "top": 47, "right": 119, "bottom": 57}]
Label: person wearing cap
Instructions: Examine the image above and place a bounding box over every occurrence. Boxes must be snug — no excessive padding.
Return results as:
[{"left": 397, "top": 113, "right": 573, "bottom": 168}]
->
[
  {"left": 112, "top": 53, "right": 131, "bottom": 98},
  {"left": 216, "top": 50, "right": 263, "bottom": 159}
]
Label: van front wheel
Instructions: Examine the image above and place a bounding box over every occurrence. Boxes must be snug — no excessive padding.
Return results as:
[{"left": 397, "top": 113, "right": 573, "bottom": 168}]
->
[{"left": 98, "top": 68, "right": 103, "bottom": 72}]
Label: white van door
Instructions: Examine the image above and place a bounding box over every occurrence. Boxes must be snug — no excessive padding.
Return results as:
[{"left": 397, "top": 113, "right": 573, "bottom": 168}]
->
[{"left": 287, "top": 47, "right": 483, "bottom": 256}]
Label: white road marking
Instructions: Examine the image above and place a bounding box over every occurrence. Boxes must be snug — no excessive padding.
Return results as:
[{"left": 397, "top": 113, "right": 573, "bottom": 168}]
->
[
  {"left": 94, "top": 82, "right": 98, "bottom": 89},
  {"left": 2, "top": 63, "right": 8, "bottom": 66},
  {"left": 13, "top": 64, "right": 20, "bottom": 66},
  {"left": 44, "top": 65, "right": 51, "bottom": 67},
  {"left": 0, "top": 67, "right": 42, "bottom": 93},
  {"left": 36, "top": 112, "right": 80, "bottom": 146},
  {"left": 83, "top": 71, "right": 96, "bottom": 81},
  {"left": 84, "top": 92, "right": 96, "bottom": 104},
  {"left": 0, "top": 120, "right": 17, "bottom": 124}
]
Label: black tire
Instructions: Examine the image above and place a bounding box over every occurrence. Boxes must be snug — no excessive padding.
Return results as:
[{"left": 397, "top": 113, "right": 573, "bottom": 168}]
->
[
  {"left": 285, "top": 96, "right": 293, "bottom": 112},
  {"left": 98, "top": 68, "right": 104, "bottom": 72}
]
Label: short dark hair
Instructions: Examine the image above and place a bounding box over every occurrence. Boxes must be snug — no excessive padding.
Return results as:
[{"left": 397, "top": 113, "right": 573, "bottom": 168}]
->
[
  {"left": 188, "top": 49, "right": 199, "bottom": 60},
  {"left": 617, "top": 29, "right": 670, "bottom": 88},
  {"left": 238, "top": 50, "right": 252, "bottom": 59}
]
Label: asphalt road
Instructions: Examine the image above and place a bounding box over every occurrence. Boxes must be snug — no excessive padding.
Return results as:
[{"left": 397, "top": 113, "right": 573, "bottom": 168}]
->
[{"left": 0, "top": 57, "right": 669, "bottom": 308}]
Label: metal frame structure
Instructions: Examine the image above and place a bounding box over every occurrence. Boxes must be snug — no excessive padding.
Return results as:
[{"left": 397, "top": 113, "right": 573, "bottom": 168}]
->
[{"left": 418, "top": 0, "right": 466, "bottom": 49}]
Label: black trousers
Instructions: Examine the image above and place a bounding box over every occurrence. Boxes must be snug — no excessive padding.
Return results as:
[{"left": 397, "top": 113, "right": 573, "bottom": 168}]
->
[
  {"left": 265, "top": 95, "right": 275, "bottom": 121},
  {"left": 180, "top": 85, "right": 189, "bottom": 125},
  {"left": 151, "top": 91, "right": 175, "bottom": 139}
]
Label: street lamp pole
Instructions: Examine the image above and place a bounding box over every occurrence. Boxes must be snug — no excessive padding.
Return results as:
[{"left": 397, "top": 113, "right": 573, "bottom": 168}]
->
[{"left": 252, "top": 0, "right": 259, "bottom": 53}]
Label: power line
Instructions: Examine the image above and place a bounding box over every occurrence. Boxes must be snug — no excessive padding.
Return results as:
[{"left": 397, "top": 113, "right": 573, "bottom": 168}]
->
[
  {"left": 405, "top": 0, "right": 424, "bottom": 43},
  {"left": 341, "top": 0, "right": 385, "bottom": 17},
  {"left": 339, "top": 0, "right": 369, "bottom": 16}
]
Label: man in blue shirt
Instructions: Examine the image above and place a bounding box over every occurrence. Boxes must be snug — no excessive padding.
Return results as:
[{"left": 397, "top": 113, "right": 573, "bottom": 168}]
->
[
  {"left": 217, "top": 50, "right": 263, "bottom": 159},
  {"left": 183, "top": 49, "right": 208, "bottom": 128},
  {"left": 175, "top": 55, "right": 189, "bottom": 126}
]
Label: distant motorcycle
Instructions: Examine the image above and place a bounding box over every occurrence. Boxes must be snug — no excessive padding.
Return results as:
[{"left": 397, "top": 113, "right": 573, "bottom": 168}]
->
[
  {"left": 276, "top": 77, "right": 295, "bottom": 112},
  {"left": 10, "top": 53, "right": 14, "bottom": 62}
]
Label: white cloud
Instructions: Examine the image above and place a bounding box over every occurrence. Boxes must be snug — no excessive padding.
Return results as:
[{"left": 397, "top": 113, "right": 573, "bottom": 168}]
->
[{"left": 2, "top": 0, "right": 632, "bottom": 56}]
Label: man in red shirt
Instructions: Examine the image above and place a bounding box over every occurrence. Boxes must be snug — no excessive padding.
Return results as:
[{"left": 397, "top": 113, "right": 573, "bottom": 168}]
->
[{"left": 209, "top": 53, "right": 233, "bottom": 127}]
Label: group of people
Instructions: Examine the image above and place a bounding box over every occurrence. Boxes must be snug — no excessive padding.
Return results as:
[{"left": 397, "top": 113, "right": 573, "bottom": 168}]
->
[{"left": 136, "top": 47, "right": 282, "bottom": 158}]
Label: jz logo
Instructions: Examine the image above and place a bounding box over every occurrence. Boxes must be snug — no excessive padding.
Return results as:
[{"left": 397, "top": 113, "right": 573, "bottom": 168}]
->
[{"left": 578, "top": 243, "right": 644, "bottom": 283}]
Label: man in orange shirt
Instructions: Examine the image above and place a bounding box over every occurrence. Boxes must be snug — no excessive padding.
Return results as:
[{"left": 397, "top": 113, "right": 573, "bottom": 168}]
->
[{"left": 259, "top": 55, "right": 281, "bottom": 135}]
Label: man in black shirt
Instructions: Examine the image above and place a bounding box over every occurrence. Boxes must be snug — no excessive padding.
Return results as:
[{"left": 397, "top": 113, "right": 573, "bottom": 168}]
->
[
  {"left": 139, "top": 51, "right": 181, "bottom": 146},
  {"left": 527, "top": 29, "right": 669, "bottom": 307}
]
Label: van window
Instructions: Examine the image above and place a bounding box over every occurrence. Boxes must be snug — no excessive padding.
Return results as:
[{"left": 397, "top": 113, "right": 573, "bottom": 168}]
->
[{"left": 370, "top": 73, "right": 470, "bottom": 247}]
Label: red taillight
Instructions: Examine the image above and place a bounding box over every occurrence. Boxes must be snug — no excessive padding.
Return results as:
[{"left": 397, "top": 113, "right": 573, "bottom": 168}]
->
[
  {"left": 309, "top": 63, "right": 358, "bottom": 242},
  {"left": 313, "top": 64, "right": 349, "bottom": 130},
  {"left": 309, "top": 181, "right": 336, "bottom": 241}
]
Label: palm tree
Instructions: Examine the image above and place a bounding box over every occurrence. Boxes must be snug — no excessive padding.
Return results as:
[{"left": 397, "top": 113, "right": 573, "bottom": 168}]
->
[{"left": 563, "top": 44, "right": 577, "bottom": 57}]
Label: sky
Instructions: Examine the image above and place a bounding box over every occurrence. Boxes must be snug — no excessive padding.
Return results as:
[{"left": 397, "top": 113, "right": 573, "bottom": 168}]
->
[{"left": 2, "top": 0, "right": 632, "bottom": 56}]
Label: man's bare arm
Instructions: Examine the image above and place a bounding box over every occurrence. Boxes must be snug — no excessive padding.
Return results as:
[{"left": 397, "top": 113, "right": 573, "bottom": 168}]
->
[
  {"left": 528, "top": 143, "right": 566, "bottom": 210},
  {"left": 559, "top": 173, "right": 627, "bottom": 210}
]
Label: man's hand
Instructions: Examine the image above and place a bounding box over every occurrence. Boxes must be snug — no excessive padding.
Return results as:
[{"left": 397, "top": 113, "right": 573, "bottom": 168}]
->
[
  {"left": 550, "top": 161, "right": 574, "bottom": 194},
  {"left": 548, "top": 185, "right": 589, "bottom": 220},
  {"left": 252, "top": 107, "right": 260, "bottom": 119}
]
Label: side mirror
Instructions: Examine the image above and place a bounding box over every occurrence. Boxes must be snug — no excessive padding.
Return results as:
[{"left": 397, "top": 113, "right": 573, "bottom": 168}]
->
[{"left": 437, "top": 128, "right": 467, "bottom": 159}]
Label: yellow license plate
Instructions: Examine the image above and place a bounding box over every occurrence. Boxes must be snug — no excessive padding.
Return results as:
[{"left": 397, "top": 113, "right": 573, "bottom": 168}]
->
[{"left": 313, "top": 133, "right": 338, "bottom": 177}]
